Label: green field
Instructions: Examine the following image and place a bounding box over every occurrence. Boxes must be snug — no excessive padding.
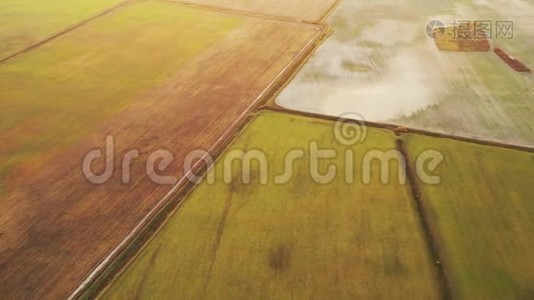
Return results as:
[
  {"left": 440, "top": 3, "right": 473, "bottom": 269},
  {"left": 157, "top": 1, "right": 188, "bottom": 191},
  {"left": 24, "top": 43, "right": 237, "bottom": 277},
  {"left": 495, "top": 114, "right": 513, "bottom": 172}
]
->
[
  {"left": 405, "top": 134, "right": 534, "bottom": 298},
  {"left": 0, "top": 0, "right": 126, "bottom": 59},
  {"left": 100, "top": 111, "right": 440, "bottom": 299},
  {"left": 0, "top": 1, "right": 240, "bottom": 193}
]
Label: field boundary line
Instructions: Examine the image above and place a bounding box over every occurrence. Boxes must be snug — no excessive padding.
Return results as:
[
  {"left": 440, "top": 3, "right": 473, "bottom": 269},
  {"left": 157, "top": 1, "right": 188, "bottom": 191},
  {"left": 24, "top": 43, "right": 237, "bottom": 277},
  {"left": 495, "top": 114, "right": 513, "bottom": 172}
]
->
[
  {"left": 0, "top": 0, "right": 132, "bottom": 65},
  {"left": 71, "top": 25, "right": 331, "bottom": 300},
  {"left": 263, "top": 28, "right": 334, "bottom": 109},
  {"left": 320, "top": 0, "right": 343, "bottom": 23},
  {"left": 396, "top": 139, "right": 455, "bottom": 299},
  {"left": 200, "top": 193, "right": 233, "bottom": 298},
  {"left": 77, "top": 105, "right": 262, "bottom": 300},
  {"left": 261, "top": 106, "right": 534, "bottom": 153},
  {"left": 156, "top": 0, "right": 329, "bottom": 26}
]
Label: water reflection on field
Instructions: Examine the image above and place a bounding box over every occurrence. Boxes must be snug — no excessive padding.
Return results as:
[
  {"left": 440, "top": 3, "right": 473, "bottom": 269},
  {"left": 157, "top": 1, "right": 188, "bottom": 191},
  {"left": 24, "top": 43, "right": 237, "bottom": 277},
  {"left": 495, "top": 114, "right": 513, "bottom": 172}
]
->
[{"left": 276, "top": 0, "right": 534, "bottom": 145}]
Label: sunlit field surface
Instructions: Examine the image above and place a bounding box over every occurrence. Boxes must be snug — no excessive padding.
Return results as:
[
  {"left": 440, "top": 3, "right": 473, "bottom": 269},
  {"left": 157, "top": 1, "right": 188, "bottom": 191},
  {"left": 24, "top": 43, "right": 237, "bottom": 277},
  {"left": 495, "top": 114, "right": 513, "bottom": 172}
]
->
[
  {"left": 0, "top": 0, "right": 123, "bottom": 59},
  {"left": 406, "top": 134, "right": 534, "bottom": 298},
  {"left": 163, "top": 0, "right": 339, "bottom": 22},
  {"left": 101, "top": 111, "right": 440, "bottom": 299},
  {"left": 2, "top": 0, "right": 533, "bottom": 298},
  {"left": 0, "top": 2, "right": 238, "bottom": 194}
]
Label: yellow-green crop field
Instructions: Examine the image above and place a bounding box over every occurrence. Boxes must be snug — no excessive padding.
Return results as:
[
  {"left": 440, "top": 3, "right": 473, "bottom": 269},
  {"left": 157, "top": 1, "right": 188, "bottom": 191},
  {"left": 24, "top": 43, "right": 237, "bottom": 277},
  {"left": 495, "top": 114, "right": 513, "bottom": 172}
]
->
[
  {"left": 0, "top": 0, "right": 125, "bottom": 59},
  {"left": 0, "top": 1, "right": 240, "bottom": 193},
  {"left": 100, "top": 111, "right": 440, "bottom": 299},
  {"left": 406, "top": 134, "right": 534, "bottom": 299},
  {"left": 99, "top": 110, "right": 534, "bottom": 299}
]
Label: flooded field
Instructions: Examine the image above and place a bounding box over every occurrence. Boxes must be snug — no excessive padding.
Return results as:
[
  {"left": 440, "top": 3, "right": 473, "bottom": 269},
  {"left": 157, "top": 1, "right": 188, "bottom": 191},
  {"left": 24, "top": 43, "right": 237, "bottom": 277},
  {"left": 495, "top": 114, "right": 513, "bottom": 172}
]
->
[{"left": 276, "top": 0, "right": 534, "bottom": 146}]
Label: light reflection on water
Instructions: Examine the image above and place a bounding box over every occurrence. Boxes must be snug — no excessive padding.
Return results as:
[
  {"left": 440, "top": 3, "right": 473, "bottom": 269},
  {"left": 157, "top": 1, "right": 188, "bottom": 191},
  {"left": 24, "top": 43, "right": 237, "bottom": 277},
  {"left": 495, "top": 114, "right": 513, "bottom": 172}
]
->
[
  {"left": 275, "top": 0, "right": 534, "bottom": 145},
  {"left": 276, "top": 1, "right": 451, "bottom": 121}
]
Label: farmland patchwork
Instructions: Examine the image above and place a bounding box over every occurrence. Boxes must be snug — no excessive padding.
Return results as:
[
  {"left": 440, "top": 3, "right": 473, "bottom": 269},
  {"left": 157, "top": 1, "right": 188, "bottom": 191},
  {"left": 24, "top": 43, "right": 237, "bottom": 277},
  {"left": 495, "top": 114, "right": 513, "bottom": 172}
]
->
[{"left": 1, "top": 0, "right": 534, "bottom": 298}]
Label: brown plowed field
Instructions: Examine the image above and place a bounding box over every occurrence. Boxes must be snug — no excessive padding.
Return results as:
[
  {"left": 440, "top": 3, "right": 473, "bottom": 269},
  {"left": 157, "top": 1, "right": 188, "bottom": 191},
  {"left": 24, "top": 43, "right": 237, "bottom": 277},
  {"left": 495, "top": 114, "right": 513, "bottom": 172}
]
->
[{"left": 0, "top": 2, "right": 325, "bottom": 298}]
